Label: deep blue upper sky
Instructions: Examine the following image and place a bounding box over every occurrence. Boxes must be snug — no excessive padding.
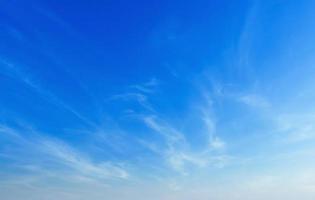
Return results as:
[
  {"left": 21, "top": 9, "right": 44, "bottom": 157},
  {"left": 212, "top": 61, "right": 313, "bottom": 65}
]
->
[
  {"left": 1, "top": 1, "right": 315, "bottom": 199},
  {"left": 0, "top": 0, "right": 250, "bottom": 138}
]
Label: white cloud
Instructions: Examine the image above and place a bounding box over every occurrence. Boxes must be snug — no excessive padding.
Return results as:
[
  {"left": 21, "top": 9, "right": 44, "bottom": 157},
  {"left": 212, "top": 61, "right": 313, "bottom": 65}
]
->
[
  {"left": 209, "top": 137, "right": 225, "bottom": 150},
  {"left": 200, "top": 94, "right": 226, "bottom": 151},
  {"left": 0, "top": 58, "right": 98, "bottom": 128},
  {"left": 274, "top": 113, "right": 315, "bottom": 143},
  {"left": 0, "top": 125, "right": 130, "bottom": 183},
  {"left": 40, "top": 138, "right": 129, "bottom": 180},
  {"left": 143, "top": 115, "right": 186, "bottom": 145},
  {"left": 129, "top": 78, "right": 159, "bottom": 94},
  {"left": 109, "top": 92, "right": 154, "bottom": 111},
  {"left": 239, "top": 94, "right": 270, "bottom": 108},
  {"left": 141, "top": 114, "right": 229, "bottom": 174}
]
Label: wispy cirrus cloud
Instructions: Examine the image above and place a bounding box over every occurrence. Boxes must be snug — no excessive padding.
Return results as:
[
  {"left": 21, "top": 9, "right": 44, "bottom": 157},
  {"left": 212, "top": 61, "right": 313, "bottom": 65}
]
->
[
  {"left": 129, "top": 78, "right": 160, "bottom": 94},
  {"left": 274, "top": 113, "right": 315, "bottom": 143},
  {"left": 40, "top": 138, "right": 129, "bottom": 180},
  {"left": 200, "top": 106, "right": 226, "bottom": 151},
  {"left": 239, "top": 93, "right": 270, "bottom": 109},
  {"left": 0, "top": 58, "right": 98, "bottom": 128},
  {"left": 0, "top": 124, "right": 129, "bottom": 183},
  {"left": 141, "top": 114, "right": 230, "bottom": 174},
  {"left": 109, "top": 92, "right": 154, "bottom": 112},
  {"left": 108, "top": 78, "right": 231, "bottom": 175}
]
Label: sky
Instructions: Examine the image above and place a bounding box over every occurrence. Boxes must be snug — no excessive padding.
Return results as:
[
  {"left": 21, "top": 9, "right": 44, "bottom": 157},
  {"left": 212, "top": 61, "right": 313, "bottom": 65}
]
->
[{"left": 1, "top": 0, "right": 315, "bottom": 199}]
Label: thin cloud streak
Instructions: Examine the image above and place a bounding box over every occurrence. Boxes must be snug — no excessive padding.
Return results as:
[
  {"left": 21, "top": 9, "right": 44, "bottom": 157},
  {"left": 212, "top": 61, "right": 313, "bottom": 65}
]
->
[
  {"left": 0, "top": 124, "right": 130, "bottom": 183},
  {"left": 0, "top": 58, "right": 98, "bottom": 128}
]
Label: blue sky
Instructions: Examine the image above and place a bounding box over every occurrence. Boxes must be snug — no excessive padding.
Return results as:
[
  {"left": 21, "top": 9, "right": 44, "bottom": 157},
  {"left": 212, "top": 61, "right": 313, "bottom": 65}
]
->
[{"left": 1, "top": 0, "right": 315, "bottom": 199}]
